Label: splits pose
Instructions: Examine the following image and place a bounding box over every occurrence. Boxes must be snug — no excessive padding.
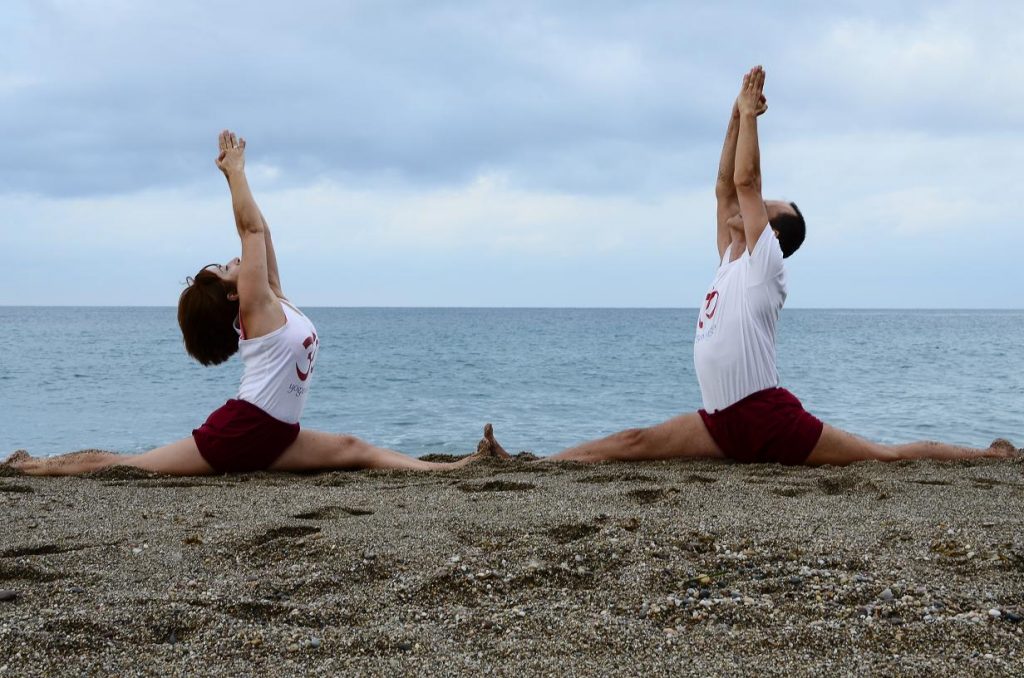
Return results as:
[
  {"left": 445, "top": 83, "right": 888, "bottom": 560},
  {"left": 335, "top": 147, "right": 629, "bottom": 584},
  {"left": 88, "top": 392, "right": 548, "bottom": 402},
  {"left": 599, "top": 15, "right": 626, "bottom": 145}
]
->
[
  {"left": 5, "top": 71, "right": 1018, "bottom": 477},
  {"left": 485, "top": 66, "right": 1018, "bottom": 466},
  {"left": 7, "top": 131, "right": 491, "bottom": 477}
]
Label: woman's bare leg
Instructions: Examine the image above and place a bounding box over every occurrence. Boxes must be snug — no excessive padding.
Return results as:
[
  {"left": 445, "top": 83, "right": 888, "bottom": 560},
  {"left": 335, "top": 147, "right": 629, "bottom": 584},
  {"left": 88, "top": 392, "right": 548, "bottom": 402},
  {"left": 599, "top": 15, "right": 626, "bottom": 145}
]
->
[
  {"left": 268, "top": 428, "right": 490, "bottom": 473},
  {"left": 483, "top": 413, "right": 725, "bottom": 464},
  {"left": 805, "top": 424, "right": 1019, "bottom": 466},
  {"left": 6, "top": 437, "right": 214, "bottom": 477}
]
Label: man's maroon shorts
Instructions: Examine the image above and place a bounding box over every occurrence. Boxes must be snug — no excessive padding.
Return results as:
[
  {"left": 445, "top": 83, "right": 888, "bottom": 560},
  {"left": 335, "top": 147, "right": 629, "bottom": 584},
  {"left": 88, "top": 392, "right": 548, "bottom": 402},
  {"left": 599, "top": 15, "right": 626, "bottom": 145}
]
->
[
  {"left": 192, "top": 399, "right": 300, "bottom": 473},
  {"left": 698, "top": 387, "right": 823, "bottom": 465}
]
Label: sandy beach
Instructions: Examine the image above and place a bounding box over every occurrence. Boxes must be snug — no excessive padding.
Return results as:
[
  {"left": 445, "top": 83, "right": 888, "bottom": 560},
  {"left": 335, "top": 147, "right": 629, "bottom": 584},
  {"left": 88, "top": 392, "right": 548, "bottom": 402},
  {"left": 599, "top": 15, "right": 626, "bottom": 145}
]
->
[{"left": 1, "top": 454, "right": 1022, "bottom": 677}]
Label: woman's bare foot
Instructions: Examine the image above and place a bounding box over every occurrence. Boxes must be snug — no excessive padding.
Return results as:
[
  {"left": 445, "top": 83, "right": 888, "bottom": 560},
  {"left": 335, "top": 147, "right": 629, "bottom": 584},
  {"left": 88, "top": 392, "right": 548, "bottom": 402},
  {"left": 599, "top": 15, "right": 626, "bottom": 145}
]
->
[
  {"left": 2, "top": 450, "right": 30, "bottom": 466},
  {"left": 476, "top": 424, "right": 512, "bottom": 460}
]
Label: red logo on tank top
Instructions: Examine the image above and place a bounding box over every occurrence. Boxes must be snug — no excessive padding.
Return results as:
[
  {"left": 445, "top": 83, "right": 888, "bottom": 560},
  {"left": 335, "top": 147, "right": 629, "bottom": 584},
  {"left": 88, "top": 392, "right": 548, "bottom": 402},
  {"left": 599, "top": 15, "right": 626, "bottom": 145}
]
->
[
  {"left": 296, "top": 332, "right": 319, "bottom": 382},
  {"left": 699, "top": 290, "right": 719, "bottom": 329}
]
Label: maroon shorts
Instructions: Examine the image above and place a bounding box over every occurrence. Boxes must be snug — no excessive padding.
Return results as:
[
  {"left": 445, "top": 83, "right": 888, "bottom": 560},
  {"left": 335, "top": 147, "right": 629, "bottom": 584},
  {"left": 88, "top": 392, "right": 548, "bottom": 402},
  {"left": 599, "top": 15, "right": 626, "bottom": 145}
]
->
[
  {"left": 698, "top": 387, "right": 823, "bottom": 465},
  {"left": 192, "top": 399, "right": 300, "bottom": 473}
]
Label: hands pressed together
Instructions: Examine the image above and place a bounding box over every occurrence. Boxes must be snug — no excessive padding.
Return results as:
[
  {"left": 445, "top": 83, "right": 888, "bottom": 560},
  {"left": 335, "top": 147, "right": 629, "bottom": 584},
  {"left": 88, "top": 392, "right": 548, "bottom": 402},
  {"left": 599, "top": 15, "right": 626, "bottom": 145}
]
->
[{"left": 735, "top": 65, "right": 768, "bottom": 118}]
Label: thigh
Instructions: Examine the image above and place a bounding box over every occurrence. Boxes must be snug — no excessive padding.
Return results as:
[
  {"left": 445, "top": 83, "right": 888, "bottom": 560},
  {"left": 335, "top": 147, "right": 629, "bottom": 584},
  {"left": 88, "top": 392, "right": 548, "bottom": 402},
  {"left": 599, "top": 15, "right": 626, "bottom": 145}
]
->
[
  {"left": 121, "top": 437, "right": 216, "bottom": 476},
  {"left": 804, "top": 424, "right": 888, "bottom": 466},
  {"left": 269, "top": 429, "right": 367, "bottom": 472},
  {"left": 641, "top": 412, "right": 726, "bottom": 461}
]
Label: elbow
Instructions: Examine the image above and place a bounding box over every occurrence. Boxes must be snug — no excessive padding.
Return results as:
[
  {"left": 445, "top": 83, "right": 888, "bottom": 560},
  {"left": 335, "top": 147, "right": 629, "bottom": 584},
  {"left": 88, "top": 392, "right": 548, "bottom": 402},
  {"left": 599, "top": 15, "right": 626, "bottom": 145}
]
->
[
  {"left": 235, "top": 212, "right": 265, "bottom": 235},
  {"left": 733, "top": 172, "right": 759, "bottom": 190}
]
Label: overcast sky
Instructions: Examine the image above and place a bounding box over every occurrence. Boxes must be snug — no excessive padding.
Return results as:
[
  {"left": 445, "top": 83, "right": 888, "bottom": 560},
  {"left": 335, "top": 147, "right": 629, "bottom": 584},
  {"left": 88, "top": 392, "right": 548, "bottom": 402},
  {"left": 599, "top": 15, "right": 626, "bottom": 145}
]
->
[{"left": 1, "top": 0, "right": 1021, "bottom": 307}]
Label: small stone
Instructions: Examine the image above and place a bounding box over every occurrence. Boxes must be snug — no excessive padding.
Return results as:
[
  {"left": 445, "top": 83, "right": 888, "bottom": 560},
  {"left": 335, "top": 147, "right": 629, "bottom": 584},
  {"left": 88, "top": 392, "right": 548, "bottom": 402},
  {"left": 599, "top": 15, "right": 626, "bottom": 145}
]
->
[
  {"left": 397, "top": 641, "right": 413, "bottom": 652},
  {"left": 0, "top": 590, "right": 17, "bottom": 602},
  {"left": 699, "top": 588, "right": 712, "bottom": 599},
  {"left": 880, "top": 588, "right": 894, "bottom": 602},
  {"left": 310, "top": 637, "right": 321, "bottom": 649},
  {"left": 69, "top": 586, "right": 85, "bottom": 594},
  {"left": 449, "top": 555, "right": 461, "bottom": 563},
  {"left": 697, "top": 575, "right": 711, "bottom": 586},
  {"left": 857, "top": 607, "right": 870, "bottom": 618},
  {"left": 988, "top": 608, "right": 1001, "bottom": 619},
  {"left": 1005, "top": 611, "right": 1022, "bottom": 623},
  {"left": 363, "top": 550, "right": 377, "bottom": 561},
  {"left": 787, "top": 575, "right": 803, "bottom": 586},
  {"left": 287, "top": 644, "right": 299, "bottom": 652}
]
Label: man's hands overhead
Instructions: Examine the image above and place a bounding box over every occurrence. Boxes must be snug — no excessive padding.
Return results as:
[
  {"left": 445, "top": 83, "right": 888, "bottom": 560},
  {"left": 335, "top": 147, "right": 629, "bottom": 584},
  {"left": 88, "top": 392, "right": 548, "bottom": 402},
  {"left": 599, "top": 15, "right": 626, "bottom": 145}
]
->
[{"left": 736, "top": 66, "right": 767, "bottom": 118}]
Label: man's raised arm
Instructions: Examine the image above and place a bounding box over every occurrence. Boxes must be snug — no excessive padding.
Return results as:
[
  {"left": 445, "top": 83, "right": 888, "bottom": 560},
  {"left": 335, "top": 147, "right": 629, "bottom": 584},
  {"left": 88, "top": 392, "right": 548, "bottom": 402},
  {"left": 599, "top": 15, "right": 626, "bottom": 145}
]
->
[
  {"left": 714, "top": 103, "right": 742, "bottom": 260},
  {"left": 733, "top": 66, "right": 771, "bottom": 253}
]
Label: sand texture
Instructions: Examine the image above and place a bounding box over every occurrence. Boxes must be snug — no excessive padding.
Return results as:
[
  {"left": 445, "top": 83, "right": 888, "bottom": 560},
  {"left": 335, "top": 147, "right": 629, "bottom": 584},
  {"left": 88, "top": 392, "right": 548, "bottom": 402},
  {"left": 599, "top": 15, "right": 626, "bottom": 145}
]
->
[{"left": 1, "top": 456, "right": 1023, "bottom": 676}]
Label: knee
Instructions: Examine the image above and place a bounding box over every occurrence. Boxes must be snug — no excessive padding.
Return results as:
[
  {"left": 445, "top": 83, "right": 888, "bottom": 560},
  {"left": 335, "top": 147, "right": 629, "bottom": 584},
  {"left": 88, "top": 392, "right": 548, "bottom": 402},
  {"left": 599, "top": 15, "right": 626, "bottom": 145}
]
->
[
  {"left": 332, "top": 435, "right": 368, "bottom": 467},
  {"left": 615, "top": 427, "right": 651, "bottom": 459},
  {"left": 870, "top": 445, "right": 901, "bottom": 463}
]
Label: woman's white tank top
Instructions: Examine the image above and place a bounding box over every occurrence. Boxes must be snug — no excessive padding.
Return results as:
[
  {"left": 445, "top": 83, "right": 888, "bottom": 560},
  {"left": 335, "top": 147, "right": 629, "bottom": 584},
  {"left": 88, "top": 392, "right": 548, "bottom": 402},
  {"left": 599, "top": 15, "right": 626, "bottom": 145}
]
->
[{"left": 234, "top": 301, "right": 319, "bottom": 424}]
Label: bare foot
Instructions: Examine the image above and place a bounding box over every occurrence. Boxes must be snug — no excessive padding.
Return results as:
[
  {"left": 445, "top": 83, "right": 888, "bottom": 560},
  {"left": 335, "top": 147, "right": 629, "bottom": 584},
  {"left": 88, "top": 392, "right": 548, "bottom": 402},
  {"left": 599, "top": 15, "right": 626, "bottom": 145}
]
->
[
  {"left": 989, "top": 438, "right": 1020, "bottom": 457},
  {"left": 476, "top": 424, "right": 512, "bottom": 460},
  {"left": 2, "top": 450, "right": 30, "bottom": 466}
]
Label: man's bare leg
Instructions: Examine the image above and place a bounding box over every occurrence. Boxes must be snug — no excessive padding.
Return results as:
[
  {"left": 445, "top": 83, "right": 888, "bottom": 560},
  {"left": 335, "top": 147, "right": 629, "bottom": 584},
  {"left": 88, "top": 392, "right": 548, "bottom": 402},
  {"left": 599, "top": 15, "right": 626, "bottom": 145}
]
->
[
  {"left": 495, "top": 412, "right": 726, "bottom": 464},
  {"left": 806, "top": 424, "right": 1019, "bottom": 466}
]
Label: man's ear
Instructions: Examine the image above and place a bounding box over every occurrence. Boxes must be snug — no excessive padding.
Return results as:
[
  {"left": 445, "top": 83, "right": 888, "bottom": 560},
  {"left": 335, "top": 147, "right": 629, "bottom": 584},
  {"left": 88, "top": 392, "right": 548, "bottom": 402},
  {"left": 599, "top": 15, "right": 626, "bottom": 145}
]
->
[{"left": 227, "top": 291, "right": 239, "bottom": 302}]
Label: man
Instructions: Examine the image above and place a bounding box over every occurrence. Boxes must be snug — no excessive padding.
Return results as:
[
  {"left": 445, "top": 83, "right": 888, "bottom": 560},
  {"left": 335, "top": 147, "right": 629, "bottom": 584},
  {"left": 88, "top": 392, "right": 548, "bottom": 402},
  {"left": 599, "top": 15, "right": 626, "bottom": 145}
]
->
[{"left": 480, "top": 66, "right": 1018, "bottom": 466}]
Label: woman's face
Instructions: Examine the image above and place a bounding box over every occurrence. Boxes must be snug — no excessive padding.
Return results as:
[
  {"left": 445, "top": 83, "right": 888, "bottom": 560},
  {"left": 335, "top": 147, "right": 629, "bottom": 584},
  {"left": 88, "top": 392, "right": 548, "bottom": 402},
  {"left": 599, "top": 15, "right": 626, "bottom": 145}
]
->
[{"left": 206, "top": 257, "right": 241, "bottom": 285}]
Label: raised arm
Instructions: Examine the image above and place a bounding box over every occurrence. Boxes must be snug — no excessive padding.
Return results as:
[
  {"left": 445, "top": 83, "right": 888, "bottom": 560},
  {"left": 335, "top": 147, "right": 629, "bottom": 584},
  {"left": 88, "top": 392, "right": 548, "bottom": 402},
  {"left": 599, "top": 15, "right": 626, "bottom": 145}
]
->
[
  {"left": 733, "top": 66, "right": 771, "bottom": 254},
  {"left": 257, "top": 209, "right": 285, "bottom": 299},
  {"left": 714, "top": 104, "right": 742, "bottom": 260},
  {"left": 215, "top": 130, "right": 285, "bottom": 338}
]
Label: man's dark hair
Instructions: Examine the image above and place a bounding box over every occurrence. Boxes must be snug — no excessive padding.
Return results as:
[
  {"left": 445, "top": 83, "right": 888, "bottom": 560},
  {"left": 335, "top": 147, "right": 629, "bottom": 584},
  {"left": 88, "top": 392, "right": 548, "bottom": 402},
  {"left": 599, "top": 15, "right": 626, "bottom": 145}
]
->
[
  {"left": 770, "top": 202, "right": 805, "bottom": 258},
  {"left": 177, "top": 267, "right": 240, "bottom": 366}
]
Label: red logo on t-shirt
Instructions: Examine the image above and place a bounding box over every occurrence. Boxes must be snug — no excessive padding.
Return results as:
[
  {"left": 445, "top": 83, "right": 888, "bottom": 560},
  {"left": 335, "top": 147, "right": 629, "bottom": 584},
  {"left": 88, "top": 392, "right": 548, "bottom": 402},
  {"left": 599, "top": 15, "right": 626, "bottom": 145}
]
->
[
  {"left": 296, "top": 332, "right": 319, "bottom": 382},
  {"left": 699, "top": 290, "right": 719, "bottom": 329}
]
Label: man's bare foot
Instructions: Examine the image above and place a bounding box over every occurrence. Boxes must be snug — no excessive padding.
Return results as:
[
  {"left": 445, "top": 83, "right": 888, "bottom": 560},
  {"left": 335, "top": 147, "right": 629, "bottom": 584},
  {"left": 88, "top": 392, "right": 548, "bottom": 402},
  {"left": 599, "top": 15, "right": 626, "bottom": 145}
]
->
[
  {"left": 476, "top": 424, "right": 512, "bottom": 460},
  {"left": 2, "top": 450, "right": 30, "bottom": 466},
  {"left": 989, "top": 438, "right": 1020, "bottom": 457}
]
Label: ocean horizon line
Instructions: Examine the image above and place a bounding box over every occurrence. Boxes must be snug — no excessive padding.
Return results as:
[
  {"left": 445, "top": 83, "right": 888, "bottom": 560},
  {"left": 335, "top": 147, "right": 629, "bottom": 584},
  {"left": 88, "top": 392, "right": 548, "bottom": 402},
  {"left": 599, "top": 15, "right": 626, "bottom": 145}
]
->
[{"left": 2, "top": 305, "right": 1022, "bottom": 312}]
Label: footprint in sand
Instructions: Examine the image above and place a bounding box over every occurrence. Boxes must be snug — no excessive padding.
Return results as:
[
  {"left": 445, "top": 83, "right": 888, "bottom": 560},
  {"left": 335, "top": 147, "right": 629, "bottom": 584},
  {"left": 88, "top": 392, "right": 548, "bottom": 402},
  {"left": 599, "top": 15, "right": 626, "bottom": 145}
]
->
[
  {"left": 625, "top": 487, "right": 678, "bottom": 504},
  {"left": 293, "top": 506, "right": 374, "bottom": 520},
  {"left": 459, "top": 480, "right": 535, "bottom": 493},
  {"left": 1, "top": 544, "right": 65, "bottom": 558},
  {"left": 248, "top": 525, "right": 320, "bottom": 547},
  {"left": 546, "top": 523, "right": 602, "bottom": 544}
]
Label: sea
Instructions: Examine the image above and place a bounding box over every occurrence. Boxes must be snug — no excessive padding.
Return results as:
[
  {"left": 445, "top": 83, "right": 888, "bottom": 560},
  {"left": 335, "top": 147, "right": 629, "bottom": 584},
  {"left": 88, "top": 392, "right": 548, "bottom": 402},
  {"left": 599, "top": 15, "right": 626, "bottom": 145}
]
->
[{"left": 1, "top": 308, "right": 1021, "bottom": 458}]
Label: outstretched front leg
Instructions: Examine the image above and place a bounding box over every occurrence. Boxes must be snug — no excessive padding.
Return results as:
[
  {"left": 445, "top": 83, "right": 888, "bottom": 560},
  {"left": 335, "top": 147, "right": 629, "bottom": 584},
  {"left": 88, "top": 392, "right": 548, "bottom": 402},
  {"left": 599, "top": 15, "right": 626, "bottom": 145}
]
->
[
  {"left": 537, "top": 413, "right": 725, "bottom": 464},
  {"left": 5, "top": 449, "right": 127, "bottom": 476},
  {"left": 5, "top": 438, "right": 215, "bottom": 477}
]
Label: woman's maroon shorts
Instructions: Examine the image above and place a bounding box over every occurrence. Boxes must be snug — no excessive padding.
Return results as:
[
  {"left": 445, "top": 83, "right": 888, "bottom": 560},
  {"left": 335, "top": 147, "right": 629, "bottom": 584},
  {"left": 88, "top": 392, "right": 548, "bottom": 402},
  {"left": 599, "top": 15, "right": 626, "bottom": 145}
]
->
[
  {"left": 698, "top": 387, "right": 823, "bottom": 465},
  {"left": 192, "top": 399, "right": 300, "bottom": 473}
]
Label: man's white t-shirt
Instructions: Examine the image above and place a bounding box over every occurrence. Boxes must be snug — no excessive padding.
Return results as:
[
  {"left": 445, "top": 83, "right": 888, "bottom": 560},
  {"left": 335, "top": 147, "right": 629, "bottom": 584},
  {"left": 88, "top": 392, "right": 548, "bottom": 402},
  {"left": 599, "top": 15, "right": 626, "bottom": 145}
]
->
[{"left": 693, "top": 226, "right": 787, "bottom": 412}]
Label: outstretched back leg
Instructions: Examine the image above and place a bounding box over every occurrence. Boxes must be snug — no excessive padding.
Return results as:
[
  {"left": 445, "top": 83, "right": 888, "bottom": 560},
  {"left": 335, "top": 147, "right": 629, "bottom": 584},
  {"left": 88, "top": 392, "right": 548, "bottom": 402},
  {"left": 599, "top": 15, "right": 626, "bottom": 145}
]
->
[
  {"left": 541, "top": 412, "right": 725, "bottom": 464},
  {"left": 805, "top": 424, "right": 1017, "bottom": 466}
]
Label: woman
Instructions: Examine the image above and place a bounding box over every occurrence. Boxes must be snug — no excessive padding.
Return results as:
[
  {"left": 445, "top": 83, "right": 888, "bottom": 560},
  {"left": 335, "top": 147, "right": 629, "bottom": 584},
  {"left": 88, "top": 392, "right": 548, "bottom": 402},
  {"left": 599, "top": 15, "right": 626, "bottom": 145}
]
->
[{"left": 6, "top": 131, "right": 490, "bottom": 476}]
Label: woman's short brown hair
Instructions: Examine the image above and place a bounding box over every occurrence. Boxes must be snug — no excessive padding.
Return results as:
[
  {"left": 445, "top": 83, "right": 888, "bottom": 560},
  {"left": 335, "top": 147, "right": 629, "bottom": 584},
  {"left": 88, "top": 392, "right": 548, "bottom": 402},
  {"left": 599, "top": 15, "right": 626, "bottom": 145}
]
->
[{"left": 177, "top": 267, "right": 240, "bottom": 366}]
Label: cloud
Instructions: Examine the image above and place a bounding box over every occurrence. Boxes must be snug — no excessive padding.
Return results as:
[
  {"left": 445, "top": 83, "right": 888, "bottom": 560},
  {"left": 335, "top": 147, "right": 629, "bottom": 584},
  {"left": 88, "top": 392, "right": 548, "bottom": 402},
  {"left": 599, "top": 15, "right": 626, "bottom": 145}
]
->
[{"left": 1, "top": 0, "right": 1021, "bottom": 307}]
